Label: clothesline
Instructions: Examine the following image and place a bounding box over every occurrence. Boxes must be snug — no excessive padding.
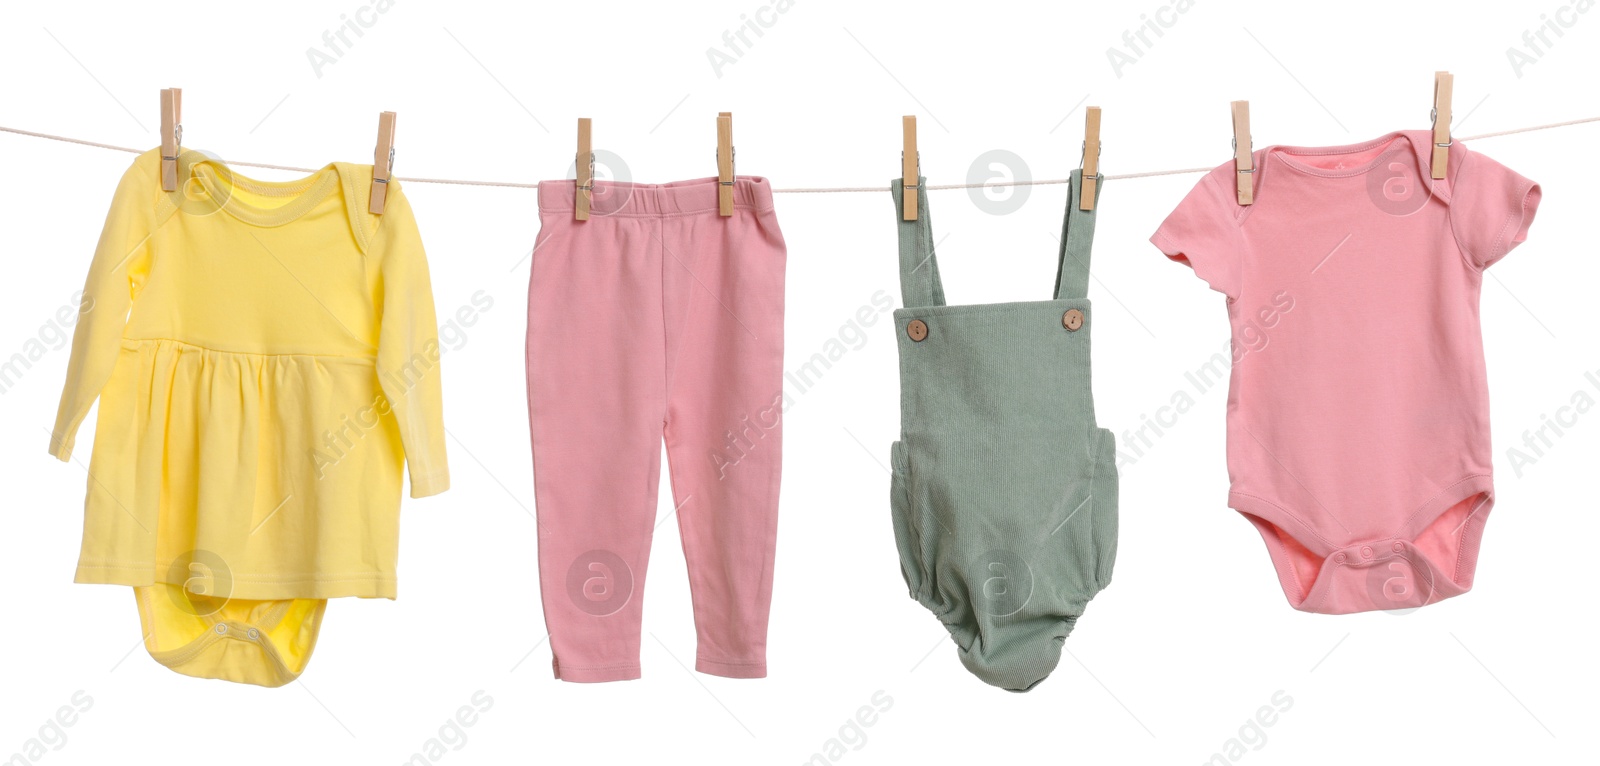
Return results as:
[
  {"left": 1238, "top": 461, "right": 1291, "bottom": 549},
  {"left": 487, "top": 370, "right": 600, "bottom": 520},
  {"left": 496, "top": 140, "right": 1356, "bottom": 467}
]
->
[{"left": 3, "top": 115, "right": 1597, "bottom": 194}]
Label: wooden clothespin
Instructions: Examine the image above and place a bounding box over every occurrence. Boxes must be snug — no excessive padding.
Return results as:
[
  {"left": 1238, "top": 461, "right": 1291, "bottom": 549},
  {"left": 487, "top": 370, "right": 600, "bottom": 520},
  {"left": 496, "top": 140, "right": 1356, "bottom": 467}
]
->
[
  {"left": 1231, "top": 100, "right": 1254, "bottom": 206},
  {"left": 369, "top": 111, "right": 397, "bottom": 215},
  {"left": 717, "top": 112, "right": 735, "bottom": 216},
  {"left": 901, "top": 115, "right": 918, "bottom": 221},
  {"left": 1079, "top": 106, "right": 1102, "bottom": 211},
  {"left": 159, "top": 88, "right": 182, "bottom": 192},
  {"left": 1431, "top": 71, "right": 1453, "bottom": 180},
  {"left": 575, "top": 117, "right": 593, "bottom": 221}
]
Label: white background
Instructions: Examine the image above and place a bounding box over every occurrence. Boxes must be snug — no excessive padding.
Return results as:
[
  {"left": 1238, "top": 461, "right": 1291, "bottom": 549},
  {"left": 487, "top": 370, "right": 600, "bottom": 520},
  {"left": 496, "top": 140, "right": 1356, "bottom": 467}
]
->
[{"left": 2, "top": 1, "right": 1597, "bottom": 764}]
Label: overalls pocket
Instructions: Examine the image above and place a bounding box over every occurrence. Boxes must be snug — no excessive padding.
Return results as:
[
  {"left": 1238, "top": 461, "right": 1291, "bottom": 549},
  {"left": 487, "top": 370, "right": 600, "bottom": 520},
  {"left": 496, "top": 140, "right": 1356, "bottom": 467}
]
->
[
  {"left": 887, "top": 440, "right": 929, "bottom": 600},
  {"left": 1090, "top": 426, "right": 1120, "bottom": 591}
]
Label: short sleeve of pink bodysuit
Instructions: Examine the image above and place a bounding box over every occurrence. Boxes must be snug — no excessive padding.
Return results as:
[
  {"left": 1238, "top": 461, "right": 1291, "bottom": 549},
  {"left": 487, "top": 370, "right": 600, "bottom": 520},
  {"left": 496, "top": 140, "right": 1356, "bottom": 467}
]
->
[
  {"left": 1150, "top": 169, "right": 1245, "bottom": 299},
  {"left": 1450, "top": 149, "right": 1541, "bottom": 269}
]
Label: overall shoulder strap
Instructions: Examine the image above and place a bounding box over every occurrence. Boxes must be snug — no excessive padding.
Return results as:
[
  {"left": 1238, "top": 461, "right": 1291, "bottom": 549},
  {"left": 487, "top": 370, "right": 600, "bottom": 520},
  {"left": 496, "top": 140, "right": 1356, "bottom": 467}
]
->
[
  {"left": 891, "top": 177, "right": 945, "bottom": 308},
  {"left": 1052, "top": 169, "right": 1101, "bottom": 301}
]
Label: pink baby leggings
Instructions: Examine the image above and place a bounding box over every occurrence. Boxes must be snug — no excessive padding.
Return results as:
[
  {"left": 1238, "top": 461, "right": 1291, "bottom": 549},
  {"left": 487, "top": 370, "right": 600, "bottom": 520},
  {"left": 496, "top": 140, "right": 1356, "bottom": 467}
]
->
[{"left": 527, "top": 176, "right": 786, "bottom": 682}]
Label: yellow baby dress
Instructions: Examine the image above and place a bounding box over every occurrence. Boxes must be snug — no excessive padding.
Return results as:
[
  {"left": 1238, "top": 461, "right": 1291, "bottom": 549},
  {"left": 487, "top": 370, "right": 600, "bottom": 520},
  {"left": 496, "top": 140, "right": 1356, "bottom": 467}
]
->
[{"left": 49, "top": 148, "right": 449, "bottom": 686}]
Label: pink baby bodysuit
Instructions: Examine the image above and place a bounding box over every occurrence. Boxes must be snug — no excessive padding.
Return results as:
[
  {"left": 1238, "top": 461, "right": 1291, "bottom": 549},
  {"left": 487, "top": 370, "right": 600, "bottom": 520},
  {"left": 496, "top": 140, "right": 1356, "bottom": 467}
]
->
[{"left": 1152, "top": 130, "right": 1539, "bottom": 614}]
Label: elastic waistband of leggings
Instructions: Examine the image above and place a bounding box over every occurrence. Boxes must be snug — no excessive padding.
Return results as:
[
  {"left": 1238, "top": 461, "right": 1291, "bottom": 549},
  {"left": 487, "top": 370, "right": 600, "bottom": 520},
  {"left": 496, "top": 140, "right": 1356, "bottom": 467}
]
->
[{"left": 538, "top": 176, "right": 774, "bottom": 217}]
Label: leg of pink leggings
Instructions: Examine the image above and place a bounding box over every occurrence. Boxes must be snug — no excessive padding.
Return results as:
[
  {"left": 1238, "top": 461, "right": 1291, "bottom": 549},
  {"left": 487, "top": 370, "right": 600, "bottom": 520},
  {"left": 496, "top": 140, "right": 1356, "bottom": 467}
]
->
[
  {"left": 660, "top": 192, "right": 786, "bottom": 678},
  {"left": 527, "top": 204, "right": 664, "bottom": 683}
]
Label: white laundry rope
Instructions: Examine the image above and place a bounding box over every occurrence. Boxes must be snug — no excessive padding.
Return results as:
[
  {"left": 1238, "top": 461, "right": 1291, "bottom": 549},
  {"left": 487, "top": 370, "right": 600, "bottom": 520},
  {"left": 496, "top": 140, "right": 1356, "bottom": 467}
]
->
[{"left": 3, "top": 115, "right": 1596, "bottom": 194}]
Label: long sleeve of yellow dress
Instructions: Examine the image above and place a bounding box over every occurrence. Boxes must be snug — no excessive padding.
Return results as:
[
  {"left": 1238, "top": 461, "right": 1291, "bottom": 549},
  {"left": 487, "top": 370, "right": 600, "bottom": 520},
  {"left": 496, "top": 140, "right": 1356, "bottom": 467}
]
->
[
  {"left": 373, "top": 183, "right": 450, "bottom": 498},
  {"left": 49, "top": 161, "right": 157, "bottom": 460}
]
